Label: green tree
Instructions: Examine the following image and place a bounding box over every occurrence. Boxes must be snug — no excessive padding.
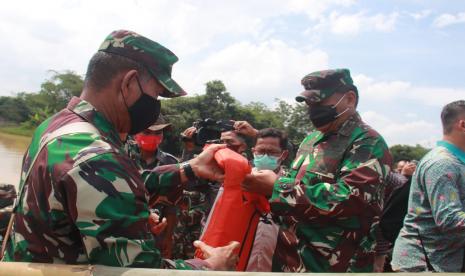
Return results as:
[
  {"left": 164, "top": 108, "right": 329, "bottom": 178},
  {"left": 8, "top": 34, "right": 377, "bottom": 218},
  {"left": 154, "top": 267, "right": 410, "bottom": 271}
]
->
[
  {"left": 389, "top": 144, "right": 430, "bottom": 163},
  {"left": 0, "top": 95, "right": 31, "bottom": 123},
  {"left": 274, "top": 99, "right": 312, "bottom": 145},
  {"left": 23, "top": 71, "right": 84, "bottom": 127}
]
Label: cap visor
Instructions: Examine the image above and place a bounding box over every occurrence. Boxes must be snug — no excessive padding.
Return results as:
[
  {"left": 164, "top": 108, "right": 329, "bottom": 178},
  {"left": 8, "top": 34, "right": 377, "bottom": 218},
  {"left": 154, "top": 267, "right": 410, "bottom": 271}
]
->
[
  {"left": 155, "top": 72, "right": 187, "bottom": 98},
  {"left": 148, "top": 123, "right": 172, "bottom": 131},
  {"left": 295, "top": 96, "right": 306, "bottom": 102}
]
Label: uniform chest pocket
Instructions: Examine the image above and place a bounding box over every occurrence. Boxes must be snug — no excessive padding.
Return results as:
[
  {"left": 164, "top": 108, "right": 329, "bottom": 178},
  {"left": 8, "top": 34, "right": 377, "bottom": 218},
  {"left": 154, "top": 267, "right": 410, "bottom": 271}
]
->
[{"left": 306, "top": 138, "right": 349, "bottom": 184}]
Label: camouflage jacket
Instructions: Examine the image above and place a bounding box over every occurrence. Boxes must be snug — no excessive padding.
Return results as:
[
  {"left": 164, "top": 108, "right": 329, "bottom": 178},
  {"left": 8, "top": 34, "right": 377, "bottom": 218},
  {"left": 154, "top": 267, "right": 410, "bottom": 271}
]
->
[
  {"left": 126, "top": 137, "right": 179, "bottom": 171},
  {"left": 5, "top": 97, "right": 198, "bottom": 269},
  {"left": 270, "top": 113, "right": 392, "bottom": 272}
]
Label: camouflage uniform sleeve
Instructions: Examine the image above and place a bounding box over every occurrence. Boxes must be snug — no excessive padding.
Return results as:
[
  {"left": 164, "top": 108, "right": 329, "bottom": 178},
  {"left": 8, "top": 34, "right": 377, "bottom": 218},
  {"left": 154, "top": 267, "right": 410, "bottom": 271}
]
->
[
  {"left": 141, "top": 165, "right": 185, "bottom": 206},
  {"left": 271, "top": 135, "right": 391, "bottom": 219},
  {"left": 61, "top": 152, "right": 191, "bottom": 269}
]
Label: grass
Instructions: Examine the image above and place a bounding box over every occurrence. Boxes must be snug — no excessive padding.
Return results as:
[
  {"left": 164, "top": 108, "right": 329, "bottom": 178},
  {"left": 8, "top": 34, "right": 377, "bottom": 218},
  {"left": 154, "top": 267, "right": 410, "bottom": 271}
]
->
[{"left": 0, "top": 125, "right": 34, "bottom": 137}]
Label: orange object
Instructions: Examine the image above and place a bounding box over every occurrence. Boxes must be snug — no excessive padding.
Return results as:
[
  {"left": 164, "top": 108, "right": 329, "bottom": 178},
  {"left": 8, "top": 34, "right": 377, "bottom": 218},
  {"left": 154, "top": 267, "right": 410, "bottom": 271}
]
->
[{"left": 195, "top": 148, "right": 270, "bottom": 271}]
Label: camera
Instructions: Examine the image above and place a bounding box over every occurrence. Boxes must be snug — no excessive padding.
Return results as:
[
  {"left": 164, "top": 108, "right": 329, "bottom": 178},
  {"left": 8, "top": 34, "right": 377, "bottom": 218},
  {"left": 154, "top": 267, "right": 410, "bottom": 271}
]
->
[{"left": 182, "top": 118, "right": 235, "bottom": 146}]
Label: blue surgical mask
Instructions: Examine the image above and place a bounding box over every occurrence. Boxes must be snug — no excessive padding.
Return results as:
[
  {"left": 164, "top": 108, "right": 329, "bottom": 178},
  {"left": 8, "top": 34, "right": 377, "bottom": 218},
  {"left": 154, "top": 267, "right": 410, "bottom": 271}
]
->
[{"left": 253, "top": 154, "right": 280, "bottom": 171}]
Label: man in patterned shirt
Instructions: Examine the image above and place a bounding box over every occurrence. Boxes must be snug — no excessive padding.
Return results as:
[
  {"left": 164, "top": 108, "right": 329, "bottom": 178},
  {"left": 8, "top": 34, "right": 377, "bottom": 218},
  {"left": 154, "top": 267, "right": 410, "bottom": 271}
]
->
[
  {"left": 243, "top": 69, "right": 392, "bottom": 272},
  {"left": 392, "top": 100, "right": 465, "bottom": 272}
]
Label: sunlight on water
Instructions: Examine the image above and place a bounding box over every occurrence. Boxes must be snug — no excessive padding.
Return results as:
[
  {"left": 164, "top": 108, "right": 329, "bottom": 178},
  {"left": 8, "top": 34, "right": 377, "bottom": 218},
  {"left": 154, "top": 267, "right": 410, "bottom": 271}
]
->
[{"left": 0, "top": 133, "right": 31, "bottom": 189}]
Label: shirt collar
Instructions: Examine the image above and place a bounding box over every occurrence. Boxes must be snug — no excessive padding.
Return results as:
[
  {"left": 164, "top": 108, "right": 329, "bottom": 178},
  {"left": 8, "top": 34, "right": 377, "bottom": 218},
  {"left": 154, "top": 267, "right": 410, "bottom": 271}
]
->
[
  {"left": 336, "top": 112, "right": 362, "bottom": 137},
  {"left": 67, "top": 97, "right": 122, "bottom": 147},
  {"left": 437, "top": 140, "right": 465, "bottom": 164}
]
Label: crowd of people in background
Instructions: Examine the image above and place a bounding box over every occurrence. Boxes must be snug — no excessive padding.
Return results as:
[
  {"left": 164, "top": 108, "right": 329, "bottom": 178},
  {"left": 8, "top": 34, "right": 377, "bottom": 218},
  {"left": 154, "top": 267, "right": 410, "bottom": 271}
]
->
[{"left": 0, "top": 29, "right": 464, "bottom": 273}]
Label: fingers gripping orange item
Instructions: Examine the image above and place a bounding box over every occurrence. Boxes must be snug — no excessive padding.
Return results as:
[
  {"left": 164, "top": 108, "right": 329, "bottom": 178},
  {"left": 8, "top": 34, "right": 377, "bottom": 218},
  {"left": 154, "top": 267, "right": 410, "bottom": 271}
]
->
[{"left": 194, "top": 147, "right": 270, "bottom": 271}]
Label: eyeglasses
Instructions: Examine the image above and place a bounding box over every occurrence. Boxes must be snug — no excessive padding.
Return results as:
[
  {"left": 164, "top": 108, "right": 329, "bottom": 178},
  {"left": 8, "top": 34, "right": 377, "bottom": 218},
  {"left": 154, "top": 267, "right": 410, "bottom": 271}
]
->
[{"left": 254, "top": 150, "right": 282, "bottom": 156}]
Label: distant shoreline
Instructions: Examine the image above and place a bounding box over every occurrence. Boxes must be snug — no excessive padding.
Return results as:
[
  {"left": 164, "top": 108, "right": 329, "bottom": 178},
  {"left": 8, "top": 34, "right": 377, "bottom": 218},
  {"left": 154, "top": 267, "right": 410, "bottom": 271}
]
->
[{"left": 0, "top": 125, "right": 34, "bottom": 137}]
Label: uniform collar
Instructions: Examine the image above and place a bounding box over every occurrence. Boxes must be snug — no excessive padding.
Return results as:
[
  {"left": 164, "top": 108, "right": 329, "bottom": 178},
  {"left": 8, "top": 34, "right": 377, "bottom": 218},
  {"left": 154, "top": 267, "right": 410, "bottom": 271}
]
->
[
  {"left": 320, "top": 112, "right": 361, "bottom": 139},
  {"left": 338, "top": 112, "right": 362, "bottom": 137},
  {"left": 67, "top": 97, "right": 122, "bottom": 147},
  {"left": 437, "top": 140, "right": 465, "bottom": 164}
]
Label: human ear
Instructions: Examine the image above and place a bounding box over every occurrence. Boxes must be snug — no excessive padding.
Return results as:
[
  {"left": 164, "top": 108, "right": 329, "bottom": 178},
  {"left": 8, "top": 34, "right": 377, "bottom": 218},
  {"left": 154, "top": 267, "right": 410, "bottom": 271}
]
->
[
  {"left": 346, "top": 91, "right": 357, "bottom": 109},
  {"left": 120, "top": 70, "right": 139, "bottom": 105}
]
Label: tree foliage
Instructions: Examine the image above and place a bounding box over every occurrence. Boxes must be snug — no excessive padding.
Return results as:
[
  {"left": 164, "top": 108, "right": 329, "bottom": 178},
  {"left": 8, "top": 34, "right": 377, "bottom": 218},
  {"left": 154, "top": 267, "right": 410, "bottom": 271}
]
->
[
  {"left": 389, "top": 144, "right": 430, "bottom": 163},
  {"left": 1, "top": 73, "right": 311, "bottom": 156}
]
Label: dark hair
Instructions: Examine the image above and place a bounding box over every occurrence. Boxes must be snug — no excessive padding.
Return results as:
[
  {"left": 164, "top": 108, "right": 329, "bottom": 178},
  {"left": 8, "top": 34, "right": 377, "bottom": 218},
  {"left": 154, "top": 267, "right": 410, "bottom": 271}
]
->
[
  {"left": 257, "top": 128, "right": 288, "bottom": 150},
  {"left": 84, "top": 52, "right": 150, "bottom": 91},
  {"left": 441, "top": 100, "right": 465, "bottom": 134}
]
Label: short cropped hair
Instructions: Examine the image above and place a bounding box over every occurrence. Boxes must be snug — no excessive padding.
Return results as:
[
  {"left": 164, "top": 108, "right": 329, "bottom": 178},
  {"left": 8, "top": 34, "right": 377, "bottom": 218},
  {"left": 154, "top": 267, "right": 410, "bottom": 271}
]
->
[
  {"left": 256, "top": 128, "right": 288, "bottom": 150},
  {"left": 84, "top": 51, "right": 150, "bottom": 91},
  {"left": 441, "top": 100, "right": 465, "bottom": 134}
]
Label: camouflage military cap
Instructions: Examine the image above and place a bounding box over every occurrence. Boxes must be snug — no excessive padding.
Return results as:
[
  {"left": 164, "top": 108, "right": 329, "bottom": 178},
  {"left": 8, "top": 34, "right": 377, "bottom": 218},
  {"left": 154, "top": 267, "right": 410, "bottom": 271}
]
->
[
  {"left": 147, "top": 114, "right": 172, "bottom": 132},
  {"left": 98, "top": 30, "right": 186, "bottom": 98},
  {"left": 296, "top": 68, "right": 357, "bottom": 103}
]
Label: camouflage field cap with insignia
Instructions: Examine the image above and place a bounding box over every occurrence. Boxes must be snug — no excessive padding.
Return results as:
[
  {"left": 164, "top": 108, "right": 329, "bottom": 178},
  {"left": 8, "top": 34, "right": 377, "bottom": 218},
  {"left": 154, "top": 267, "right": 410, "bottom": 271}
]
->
[
  {"left": 147, "top": 114, "right": 172, "bottom": 132},
  {"left": 296, "top": 68, "right": 357, "bottom": 103},
  {"left": 98, "top": 30, "right": 186, "bottom": 98}
]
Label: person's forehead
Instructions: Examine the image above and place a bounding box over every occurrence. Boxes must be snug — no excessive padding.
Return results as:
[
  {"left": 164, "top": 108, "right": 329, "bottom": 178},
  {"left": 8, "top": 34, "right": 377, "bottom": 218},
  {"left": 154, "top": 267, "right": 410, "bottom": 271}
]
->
[
  {"left": 221, "top": 131, "right": 243, "bottom": 143},
  {"left": 256, "top": 137, "right": 281, "bottom": 148}
]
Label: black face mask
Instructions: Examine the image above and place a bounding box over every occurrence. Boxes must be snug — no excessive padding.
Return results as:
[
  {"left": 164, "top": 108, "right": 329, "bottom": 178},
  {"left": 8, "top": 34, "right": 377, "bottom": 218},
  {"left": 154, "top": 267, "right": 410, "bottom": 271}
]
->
[
  {"left": 308, "top": 94, "right": 348, "bottom": 128},
  {"left": 124, "top": 77, "right": 161, "bottom": 135}
]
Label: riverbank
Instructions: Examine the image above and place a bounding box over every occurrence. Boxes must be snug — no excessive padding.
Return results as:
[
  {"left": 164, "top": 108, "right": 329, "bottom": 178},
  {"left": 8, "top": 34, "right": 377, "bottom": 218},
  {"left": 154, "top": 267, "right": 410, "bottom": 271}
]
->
[
  {"left": 0, "top": 125, "right": 34, "bottom": 137},
  {"left": 0, "top": 131, "right": 30, "bottom": 187}
]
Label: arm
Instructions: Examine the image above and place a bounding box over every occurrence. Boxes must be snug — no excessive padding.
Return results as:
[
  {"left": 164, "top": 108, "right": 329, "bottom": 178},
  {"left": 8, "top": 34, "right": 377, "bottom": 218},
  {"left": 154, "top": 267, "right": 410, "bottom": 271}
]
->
[
  {"left": 142, "top": 144, "right": 227, "bottom": 206},
  {"left": 270, "top": 136, "right": 391, "bottom": 219},
  {"left": 62, "top": 152, "right": 190, "bottom": 268},
  {"left": 424, "top": 162, "right": 465, "bottom": 238}
]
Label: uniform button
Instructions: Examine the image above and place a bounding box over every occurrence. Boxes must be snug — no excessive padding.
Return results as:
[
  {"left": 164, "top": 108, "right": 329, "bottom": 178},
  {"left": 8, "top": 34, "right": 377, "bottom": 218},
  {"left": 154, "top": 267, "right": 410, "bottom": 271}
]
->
[{"left": 281, "top": 183, "right": 288, "bottom": 189}]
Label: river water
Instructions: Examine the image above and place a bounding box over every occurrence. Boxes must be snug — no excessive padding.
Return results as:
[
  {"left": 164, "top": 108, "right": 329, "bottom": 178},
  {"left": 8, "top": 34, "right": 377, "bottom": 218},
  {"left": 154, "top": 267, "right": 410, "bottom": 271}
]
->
[{"left": 0, "top": 132, "right": 30, "bottom": 188}]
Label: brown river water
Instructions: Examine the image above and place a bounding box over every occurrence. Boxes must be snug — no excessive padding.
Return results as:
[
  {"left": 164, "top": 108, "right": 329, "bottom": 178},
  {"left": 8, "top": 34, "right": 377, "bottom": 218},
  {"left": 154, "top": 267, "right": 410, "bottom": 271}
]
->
[{"left": 0, "top": 132, "right": 31, "bottom": 188}]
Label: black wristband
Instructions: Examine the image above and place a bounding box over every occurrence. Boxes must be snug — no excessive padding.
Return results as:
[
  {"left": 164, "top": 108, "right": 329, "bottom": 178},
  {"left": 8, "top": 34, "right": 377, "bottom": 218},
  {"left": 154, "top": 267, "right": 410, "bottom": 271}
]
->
[{"left": 181, "top": 162, "right": 197, "bottom": 181}]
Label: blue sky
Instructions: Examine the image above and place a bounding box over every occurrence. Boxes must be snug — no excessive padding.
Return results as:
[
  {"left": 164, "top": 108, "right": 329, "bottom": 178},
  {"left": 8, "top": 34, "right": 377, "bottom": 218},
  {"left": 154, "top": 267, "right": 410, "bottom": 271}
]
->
[{"left": 0, "top": 0, "right": 464, "bottom": 147}]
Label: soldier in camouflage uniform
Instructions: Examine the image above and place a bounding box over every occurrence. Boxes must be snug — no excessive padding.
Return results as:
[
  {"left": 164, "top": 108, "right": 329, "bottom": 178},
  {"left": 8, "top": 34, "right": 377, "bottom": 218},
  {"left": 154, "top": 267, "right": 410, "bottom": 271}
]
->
[
  {"left": 243, "top": 69, "right": 392, "bottom": 272},
  {"left": 172, "top": 129, "right": 246, "bottom": 259},
  {"left": 3, "top": 30, "right": 238, "bottom": 270},
  {"left": 126, "top": 116, "right": 181, "bottom": 259}
]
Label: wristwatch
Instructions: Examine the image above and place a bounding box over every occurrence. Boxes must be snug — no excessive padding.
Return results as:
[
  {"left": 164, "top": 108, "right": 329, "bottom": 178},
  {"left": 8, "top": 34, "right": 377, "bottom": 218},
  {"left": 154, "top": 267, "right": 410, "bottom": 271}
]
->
[{"left": 181, "top": 162, "right": 198, "bottom": 181}]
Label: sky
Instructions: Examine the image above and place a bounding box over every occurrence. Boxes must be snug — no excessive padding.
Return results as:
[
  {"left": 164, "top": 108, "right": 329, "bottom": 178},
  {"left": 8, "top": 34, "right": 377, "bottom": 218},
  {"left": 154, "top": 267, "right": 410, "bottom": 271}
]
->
[{"left": 1, "top": 0, "right": 464, "bottom": 147}]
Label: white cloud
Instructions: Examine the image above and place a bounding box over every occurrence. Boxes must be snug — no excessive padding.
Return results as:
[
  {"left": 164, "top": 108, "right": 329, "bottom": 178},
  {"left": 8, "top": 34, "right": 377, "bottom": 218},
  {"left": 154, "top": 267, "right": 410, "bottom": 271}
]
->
[
  {"left": 327, "top": 11, "right": 399, "bottom": 36},
  {"left": 433, "top": 12, "right": 465, "bottom": 28},
  {"left": 354, "top": 74, "right": 465, "bottom": 107},
  {"left": 409, "top": 9, "right": 432, "bottom": 20},
  {"left": 361, "top": 111, "right": 440, "bottom": 147},
  {"left": 176, "top": 39, "right": 329, "bottom": 103},
  {"left": 0, "top": 0, "right": 356, "bottom": 95}
]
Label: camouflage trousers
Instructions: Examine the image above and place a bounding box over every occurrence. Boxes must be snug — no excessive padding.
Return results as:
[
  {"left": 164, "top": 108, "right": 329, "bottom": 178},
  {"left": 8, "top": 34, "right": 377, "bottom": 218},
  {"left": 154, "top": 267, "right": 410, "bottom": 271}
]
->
[{"left": 171, "top": 190, "right": 211, "bottom": 259}]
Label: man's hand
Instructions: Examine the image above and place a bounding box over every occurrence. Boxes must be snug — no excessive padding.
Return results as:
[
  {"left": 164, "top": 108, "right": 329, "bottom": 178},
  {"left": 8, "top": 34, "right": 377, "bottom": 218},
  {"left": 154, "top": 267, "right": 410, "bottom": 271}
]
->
[
  {"left": 194, "top": 240, "right": 240, "bottom": 271},
  {"left": 148, "top": 212, "right": 167, "bottom": 236},
  {"left": 181, "top": 126, "right": 196, "bottom": 139},
  {"left": 233, "top": 121, "right": 258, "bottom": 138},
  {"left": 189, "top": 144, "right": 227, "bottom": 182},
  {"left": 373, "top": 254, "right": 386, "bottom": 272},
  {"left": 181, "top": 126, "right": 197, "bottom": 151},
  {"left": 242, "top": 169, "right": 278, "bottom": 197},
  {"left": 401, "top": 162, "right": 417, "bottom": 176}
]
